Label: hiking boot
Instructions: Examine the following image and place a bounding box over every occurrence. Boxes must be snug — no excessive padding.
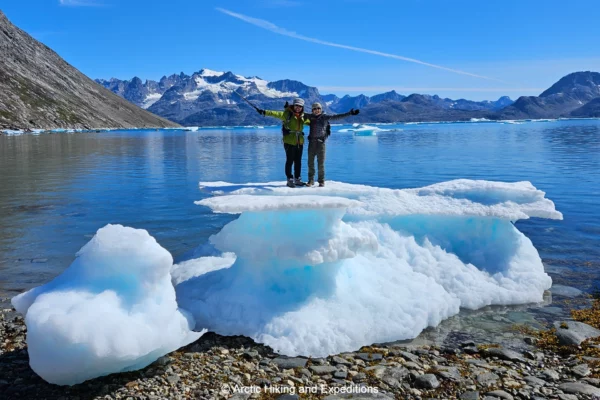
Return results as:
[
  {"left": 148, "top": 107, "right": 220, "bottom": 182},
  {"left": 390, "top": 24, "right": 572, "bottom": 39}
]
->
[
  {"left": 319, "top": 182, "right": 325, "bottom": 187},
  {"left": 306, "top": 180, "right": 314, "bottom": 187},
  {"left": 287, "top": 178, "right": 296, "bottom": 188},
  {"left": 294, "top": 178, "right": 304, "bottom": 186}
]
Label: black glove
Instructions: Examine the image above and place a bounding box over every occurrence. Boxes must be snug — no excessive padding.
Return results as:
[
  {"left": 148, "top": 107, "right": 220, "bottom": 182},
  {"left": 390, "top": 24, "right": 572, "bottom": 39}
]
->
[
  {"left": 284, "top": 101, "right": 289, "bottom": 109},
  {"left": 350, "top": 108, "right": 360, "bottom": 115},
  {"left": 257, "top": 108, "right": 266, "bottom": 116}
]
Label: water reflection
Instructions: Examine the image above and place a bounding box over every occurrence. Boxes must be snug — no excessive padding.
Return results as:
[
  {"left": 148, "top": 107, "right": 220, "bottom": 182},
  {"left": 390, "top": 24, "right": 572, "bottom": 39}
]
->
[{"left": 0, "top": 120, "right": 599, "bottom": 298}]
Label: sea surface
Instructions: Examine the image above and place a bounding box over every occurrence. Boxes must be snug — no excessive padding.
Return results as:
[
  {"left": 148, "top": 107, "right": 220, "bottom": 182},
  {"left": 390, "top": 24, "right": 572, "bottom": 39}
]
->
[{"left": 1, "top": 119, "right": 599, "bottom": 344}]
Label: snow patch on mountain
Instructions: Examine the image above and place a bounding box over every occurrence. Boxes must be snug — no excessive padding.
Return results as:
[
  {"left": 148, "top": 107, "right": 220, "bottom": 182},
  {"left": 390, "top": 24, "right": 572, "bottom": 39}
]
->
[{"left": 142, "top": 93, "right": 163, "bottom": 109}]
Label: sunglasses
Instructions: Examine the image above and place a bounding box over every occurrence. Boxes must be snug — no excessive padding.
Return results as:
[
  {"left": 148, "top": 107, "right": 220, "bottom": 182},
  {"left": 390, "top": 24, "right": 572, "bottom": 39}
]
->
[{"left": 312, "top": 108, "right": 322, "bottom": 111}]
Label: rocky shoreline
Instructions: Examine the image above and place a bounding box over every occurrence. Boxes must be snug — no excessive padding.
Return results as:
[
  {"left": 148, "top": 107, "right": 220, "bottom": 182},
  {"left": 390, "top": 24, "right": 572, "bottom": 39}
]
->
[{"left": 3, "top": 298, "right": 600, "bottom": 400}]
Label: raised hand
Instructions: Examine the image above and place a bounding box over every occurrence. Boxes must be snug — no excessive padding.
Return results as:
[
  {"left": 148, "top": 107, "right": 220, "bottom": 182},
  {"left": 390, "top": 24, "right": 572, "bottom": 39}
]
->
[
  {"left": 350, "top": 109, "right": 360, "bottom": 115},
  {"left": 257, "top": 108, "right": 266, "bottom": 116}
]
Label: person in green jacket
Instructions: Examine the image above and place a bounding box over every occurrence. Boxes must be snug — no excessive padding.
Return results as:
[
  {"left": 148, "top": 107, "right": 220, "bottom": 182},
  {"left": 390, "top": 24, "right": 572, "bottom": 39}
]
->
[{"left": 256, "top": 98, "right": 309, "bottom": 188}]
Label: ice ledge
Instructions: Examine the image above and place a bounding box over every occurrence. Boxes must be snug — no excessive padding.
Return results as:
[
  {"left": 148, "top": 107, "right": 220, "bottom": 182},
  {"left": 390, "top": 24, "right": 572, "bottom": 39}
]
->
[{"left": 196, "top": 194, "right": 362, "bottom": 214}]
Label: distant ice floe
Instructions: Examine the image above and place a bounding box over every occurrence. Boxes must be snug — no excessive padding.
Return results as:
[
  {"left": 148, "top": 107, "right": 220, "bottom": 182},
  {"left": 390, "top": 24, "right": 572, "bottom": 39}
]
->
[
  {"left": 12, "top": 225, "right": 203, "bottom": 386},
  {"left": 337, "top": 123, "right": 398, "bottom": 136},
  {"left": 172, "top": 179, "right": 562, "bottom": 357}
]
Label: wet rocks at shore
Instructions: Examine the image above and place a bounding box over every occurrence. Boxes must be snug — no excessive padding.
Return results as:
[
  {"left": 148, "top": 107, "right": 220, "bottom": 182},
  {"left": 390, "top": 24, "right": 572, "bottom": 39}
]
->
[{"left": 3, "top": 301, "right": 600, "bottom": 400}]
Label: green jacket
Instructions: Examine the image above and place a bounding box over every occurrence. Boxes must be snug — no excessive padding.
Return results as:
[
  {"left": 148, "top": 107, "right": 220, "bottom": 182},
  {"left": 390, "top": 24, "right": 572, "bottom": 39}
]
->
[{"left": 264, "top": 109, "right": 309, "bottom": 146}]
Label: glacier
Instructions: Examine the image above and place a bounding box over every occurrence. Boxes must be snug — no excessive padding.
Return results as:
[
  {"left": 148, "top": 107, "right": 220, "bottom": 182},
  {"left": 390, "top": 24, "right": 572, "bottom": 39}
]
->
[
  {"left": 11, "top": 225, "right": 203, "bottom": 386},
  {"left": 176, "top": 179, "right": 562, "bottom": 357}
]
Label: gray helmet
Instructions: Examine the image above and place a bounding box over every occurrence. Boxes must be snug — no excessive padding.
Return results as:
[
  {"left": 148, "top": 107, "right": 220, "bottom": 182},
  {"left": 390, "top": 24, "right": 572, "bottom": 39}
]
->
[
  {"left": 312, "top": 102, "right": 322, "bottom": 109},
  {"left": 292, "top": 98, "right": 305, "bottom": 107}
]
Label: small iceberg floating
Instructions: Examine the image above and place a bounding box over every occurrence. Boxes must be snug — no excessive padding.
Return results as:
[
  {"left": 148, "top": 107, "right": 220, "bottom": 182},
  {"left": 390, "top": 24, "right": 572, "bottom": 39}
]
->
[
  {"left": 2, "top": 129, "right": 24, "bottom": 136},
  {"left": 339, "top": 123, "right": 382, "bottom": 136}
]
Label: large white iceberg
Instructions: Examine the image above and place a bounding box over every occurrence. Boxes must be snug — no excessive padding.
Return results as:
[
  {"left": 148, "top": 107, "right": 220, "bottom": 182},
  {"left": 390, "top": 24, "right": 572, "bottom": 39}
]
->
[
  {"left": 11, "top": 224, "right": 203, "bottom": 386},
  {"left": 175, "top": 179, "right": 562, "bottom": 357}
]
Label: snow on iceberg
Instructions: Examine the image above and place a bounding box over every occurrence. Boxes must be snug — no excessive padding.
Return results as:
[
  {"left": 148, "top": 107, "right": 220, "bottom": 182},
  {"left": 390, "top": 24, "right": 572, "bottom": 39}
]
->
[
  {"left": 175, "top": 179, "right": 562, "bottom": 357},
  {"left": 11, "top": 224, "right": 203, "bottom": 386}
]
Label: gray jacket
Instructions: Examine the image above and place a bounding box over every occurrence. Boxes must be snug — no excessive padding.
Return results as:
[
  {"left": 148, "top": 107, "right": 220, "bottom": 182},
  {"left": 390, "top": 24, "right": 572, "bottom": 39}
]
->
[{"left": 304, "top": 111, "right": 353, "bottom": 141}]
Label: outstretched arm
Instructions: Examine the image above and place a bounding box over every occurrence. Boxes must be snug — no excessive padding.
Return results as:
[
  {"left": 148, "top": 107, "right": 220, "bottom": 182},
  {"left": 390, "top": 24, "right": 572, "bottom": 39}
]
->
[
  {"left": 325, "top": 109, "right": 359, "bottom": 121},
  {"left": 258, "top": 109, "right": 286, "bottom": 121}
]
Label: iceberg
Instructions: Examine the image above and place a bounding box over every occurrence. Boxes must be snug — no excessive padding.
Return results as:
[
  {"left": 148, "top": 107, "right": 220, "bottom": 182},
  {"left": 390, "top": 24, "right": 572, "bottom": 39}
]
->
[
  {"left": 11, "top": 224, "right": 203, "bottom": 386},
  {"left": 338, "top": 123, "right": 391, "bottom": 136},
  {"left": 175, "top": 179, "right": 562, "bottom": 357}
]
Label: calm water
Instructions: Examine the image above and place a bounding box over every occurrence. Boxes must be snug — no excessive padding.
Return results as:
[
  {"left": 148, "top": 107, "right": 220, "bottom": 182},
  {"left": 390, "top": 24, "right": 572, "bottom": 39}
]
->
[{"left": 1, "top": 120, "right": 599, "bottom": 300}]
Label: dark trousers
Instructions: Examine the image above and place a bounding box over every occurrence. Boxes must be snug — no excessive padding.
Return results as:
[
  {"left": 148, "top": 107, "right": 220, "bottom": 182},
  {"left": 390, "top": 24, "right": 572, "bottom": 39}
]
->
[
  {"left": 308, "top": 140, "right": 326, "bottom": 183},
  {"left": 284, "top": 143, "right": 303, "bottom": 179}
]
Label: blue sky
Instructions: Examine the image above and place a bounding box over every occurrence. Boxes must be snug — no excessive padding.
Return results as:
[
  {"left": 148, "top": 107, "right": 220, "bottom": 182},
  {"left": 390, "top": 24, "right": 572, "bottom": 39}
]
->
[{"left": 3, "top": 0, "right": 600, "bottom": 101}]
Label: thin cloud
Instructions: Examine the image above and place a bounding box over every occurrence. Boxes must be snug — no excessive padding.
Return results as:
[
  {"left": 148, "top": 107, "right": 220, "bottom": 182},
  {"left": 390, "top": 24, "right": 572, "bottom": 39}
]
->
[
  {"left": 216, "top": 7, "right": 505, "bottom": 83},
  {"left": 319, "top": 86, "right": 543, "bottom": 93},
  {"left": 264, "top": 0, "right": 302, "bottom": 6},
  {"left": 59, "top": 0, "right": 104, "bottom": 6}
]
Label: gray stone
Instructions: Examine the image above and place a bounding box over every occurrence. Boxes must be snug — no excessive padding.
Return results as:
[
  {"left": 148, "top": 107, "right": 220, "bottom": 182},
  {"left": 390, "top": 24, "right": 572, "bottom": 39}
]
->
[
  {"left": 166, "top": 374, "right": 180, "bottom": 385},
  {"left": 558, "top": 382, "right": 600, "bottom": 396},
  {"left": 571, "top": 363, "right": 590, "bottom": 377},
  {"left": 356, "top": 352, "right": 383, "bottom": 362},
  {"left": 553, "top": 321, "right": 600, "bottom": 346},
  {"left": 383, "top": 366, "right": 409, "bottom": 381},
  {"left": 541, "top": 369, "right": 560, "bottom": 381},
  {"left": 399, "top": 351, "right": 420, "bottom": 363},
  {"left": 353, "top": 372, "right": 367, "bottom": 382},
  {"left": 524, "top": 376, "right": 546, "bottom": 386},
  {"left": 404, "top": 361, "right": 421, "bottom": 370},
  {"left": 277, "top": 396, "right": 299, "bottom": 400},
  {"left": 477, "top": 372, "right": 500, "bottom": 386},
  {"left": 460, "top": 392, "right": 480, "bottom": 400},
  {"left": 434, "top": 366, "right": 462, "bottom": 382},
  {"left": 557, "top": 395, "right": 579, "bottom": 400},
  {"left": 333, "top": 370, "right": 348, "bottom": 379},
  {"left": 155, "top": 356, "right": 171, "bottom": 365},
  {"left": 414, "top": 374, "right": 440, "bottom": 389},
  {"left": 271, "top": 357, "right": 308, "bottom": 369},
  {"left": 584, "top": 377, "right": 600, "bottom": 387},
  {"left": 485, "top": 390, "right": 513, "bottom": 400},
  {"left": 379, "top": 366, "right": 408, "bottom": 389},
  {"left": 311, "top": 358, "right": 327, "bottom": 365},
  {"left": 550, "top": 284, "right": 583, "bottom": 298},
  {"left": 482, "top": 348, "right": 525, "bottom": 363},
  {"left": 310, "top": 365, "right": 337, "bottom": 375},
  {"left": 331, "top": 356, "right": 352, "bottom": 366}
]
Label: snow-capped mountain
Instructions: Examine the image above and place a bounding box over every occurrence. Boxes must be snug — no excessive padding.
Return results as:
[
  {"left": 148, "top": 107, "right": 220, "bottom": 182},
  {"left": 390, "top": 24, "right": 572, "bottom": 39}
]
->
[
  {"left": 97, "top": 69, "right": 330, "bottom": 126},
  {"left": 97, "top": 68, "right": 525, "bottom": 126}
]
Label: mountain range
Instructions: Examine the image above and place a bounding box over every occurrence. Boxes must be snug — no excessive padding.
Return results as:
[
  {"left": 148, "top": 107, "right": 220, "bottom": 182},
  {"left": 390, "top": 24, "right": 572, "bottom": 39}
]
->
[
  {"left": 0, "top": 11, "right": 177, "bottom": 130},
  {"left": 96, "top": 71, "right": 518, "bottom": 126}
]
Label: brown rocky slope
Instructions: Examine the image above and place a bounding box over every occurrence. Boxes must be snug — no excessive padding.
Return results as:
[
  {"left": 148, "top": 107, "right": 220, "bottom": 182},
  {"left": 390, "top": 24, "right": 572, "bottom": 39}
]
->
[{"left": 0, "top": 10, "right": 178, "bottom": 130}]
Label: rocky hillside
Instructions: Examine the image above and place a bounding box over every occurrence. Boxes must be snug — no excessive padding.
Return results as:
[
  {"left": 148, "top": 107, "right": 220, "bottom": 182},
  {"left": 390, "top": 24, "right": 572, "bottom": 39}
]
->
[
  {"left": 571, "top": 97, "right": 600, "bottom": 118},
  {"left": 498, "top": 71, "right": 600, "bottom": 120},
  {"left": 0, "top": 10, "right": 178, "bottom": 130}
]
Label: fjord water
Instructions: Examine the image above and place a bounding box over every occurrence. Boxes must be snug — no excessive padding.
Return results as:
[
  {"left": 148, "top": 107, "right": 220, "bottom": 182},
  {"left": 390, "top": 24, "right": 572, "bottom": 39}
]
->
[{"left": 1, "top": 120, "right": 599, "bottom": 302}]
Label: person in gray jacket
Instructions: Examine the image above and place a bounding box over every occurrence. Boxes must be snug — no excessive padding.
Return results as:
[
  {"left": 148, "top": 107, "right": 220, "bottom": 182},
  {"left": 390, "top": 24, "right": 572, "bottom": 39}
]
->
[{"left": 303, "top": 102, "right": 359, "bottom": 186}]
